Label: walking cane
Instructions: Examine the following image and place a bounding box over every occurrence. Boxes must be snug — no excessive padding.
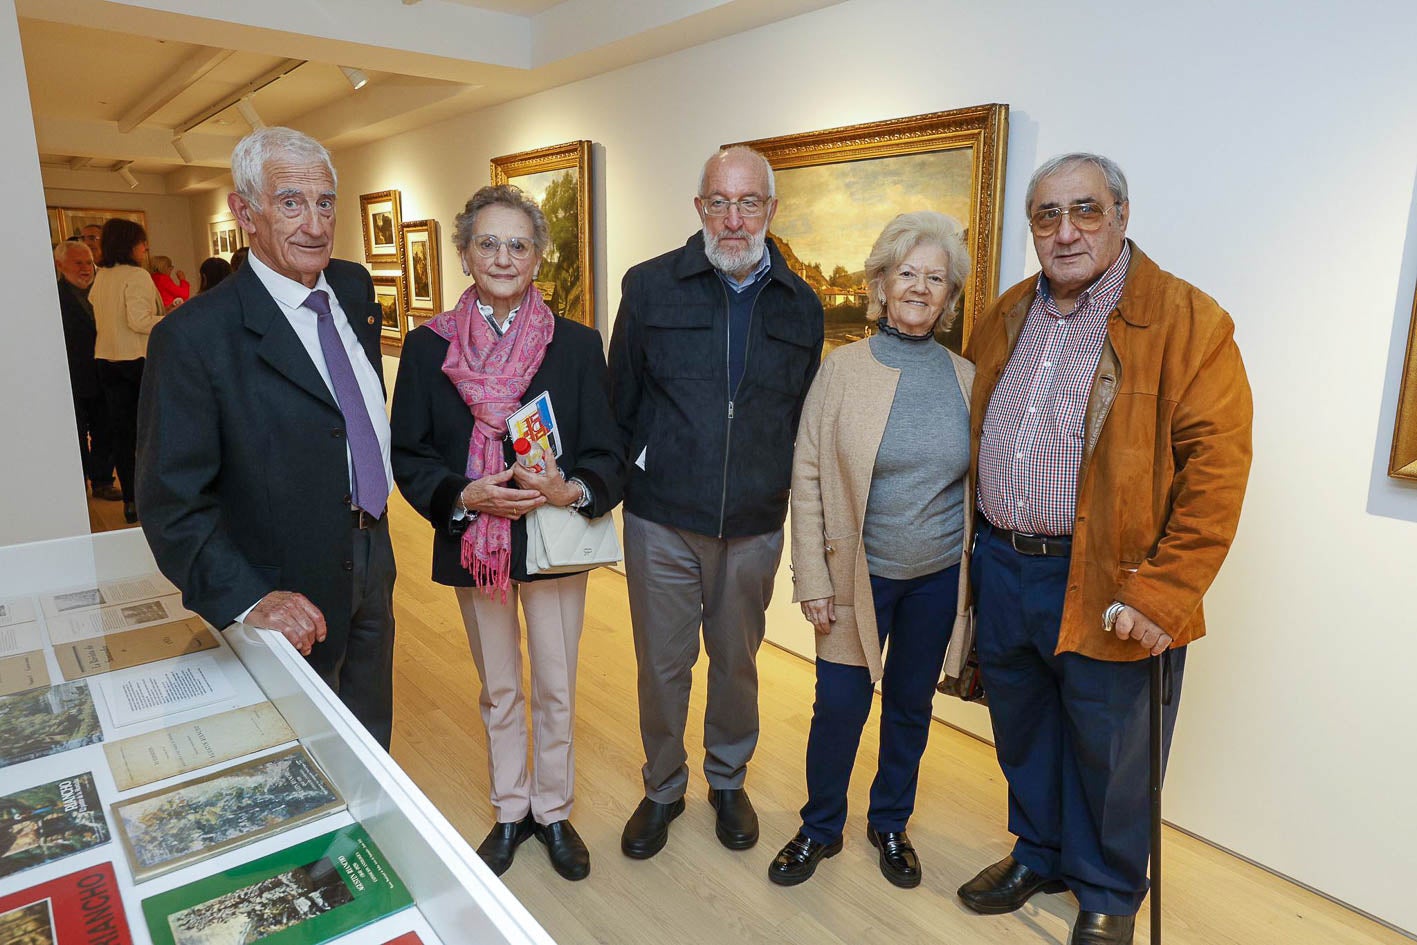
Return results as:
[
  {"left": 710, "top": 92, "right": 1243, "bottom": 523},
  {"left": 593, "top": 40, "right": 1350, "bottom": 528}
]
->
[{"left": 1150, "top": 650, "right": 1173, "bottom": 945}]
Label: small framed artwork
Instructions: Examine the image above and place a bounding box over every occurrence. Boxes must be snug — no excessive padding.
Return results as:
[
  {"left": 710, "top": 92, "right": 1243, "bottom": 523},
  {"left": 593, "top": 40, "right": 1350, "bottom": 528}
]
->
[
  {"left": 360, "top": 190, "right": 402, "bottom": 266},
  {"left": 726, "top": 104, "right": 1008, "bottom": 355},
  {"left": 398, "top": 218, "right": 442, "bottom": 318},
  {"left": 490, "top": 140, "right": 594, "bottom": 328},
  {"left": 46, "top": 207, "right": 63, "bottom": 246},
  {"left": 372, "top": 273, "right": 407, "bottom": 345},
  {"left": 206, "top": 218, "right": 247, "bottom": 260},
  {"left": 1389, "top": 285, "right": 1417, "bottom": 481}
]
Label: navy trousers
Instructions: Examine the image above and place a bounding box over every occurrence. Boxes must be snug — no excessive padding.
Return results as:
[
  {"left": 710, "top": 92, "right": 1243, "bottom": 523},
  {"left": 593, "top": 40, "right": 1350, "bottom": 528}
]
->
[
  {"left": 800, "top": 565, "right": 958, "bottom": 845},
  {"left": 974, "top": 525, "right": 1186, "bottom": 915}
]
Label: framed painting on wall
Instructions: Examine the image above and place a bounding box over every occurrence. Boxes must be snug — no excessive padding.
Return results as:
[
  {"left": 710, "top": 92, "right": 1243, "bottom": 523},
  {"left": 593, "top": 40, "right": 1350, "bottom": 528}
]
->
[
  {"left": 52, "top": 207, "right": 149, "bottom": 243},
  {"left": 207, "top": 219, "right": 247, "bottom": 260},
  {"left": 490, "top": 140, "right": 594, "bottom": 328},
  {"left": 360, "top": 190, "right": 402, "bottom": 266},
  {"left": 725, "top": 104, "right": 1008, "bottom": 355},
  {"left": 372, "top": 273, "right": 407, "bottom": 345},
  {"left": 1389, "top": 286, "right": 1417, "bottom": 480},
  {"left": 398, "top": 218, "right": 442, "bottom": 320}
]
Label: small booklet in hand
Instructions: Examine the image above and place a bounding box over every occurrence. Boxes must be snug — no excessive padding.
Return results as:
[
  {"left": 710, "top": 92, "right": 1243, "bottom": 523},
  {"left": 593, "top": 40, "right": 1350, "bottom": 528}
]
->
[{"left": 507, "top": 391, "right": 561, "bottom": 473}]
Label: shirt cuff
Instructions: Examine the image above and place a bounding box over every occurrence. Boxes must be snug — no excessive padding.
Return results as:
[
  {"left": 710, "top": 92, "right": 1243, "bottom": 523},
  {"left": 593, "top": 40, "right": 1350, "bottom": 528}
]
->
[{"left": 236, "top": 598, "right": 261, "bottom": 624}]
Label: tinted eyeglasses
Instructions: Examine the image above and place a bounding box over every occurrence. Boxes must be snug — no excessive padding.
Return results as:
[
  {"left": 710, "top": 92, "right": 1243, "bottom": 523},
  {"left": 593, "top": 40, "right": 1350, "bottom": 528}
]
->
[{"left": 1028, "top": 202, "right": 1121, "bottom": 236}]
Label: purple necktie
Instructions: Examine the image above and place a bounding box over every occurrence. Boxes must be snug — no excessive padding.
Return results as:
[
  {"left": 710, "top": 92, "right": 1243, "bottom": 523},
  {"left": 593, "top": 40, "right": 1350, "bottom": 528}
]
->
[{"left": 304, "top": 289, "right": 388, "bottom": 518}]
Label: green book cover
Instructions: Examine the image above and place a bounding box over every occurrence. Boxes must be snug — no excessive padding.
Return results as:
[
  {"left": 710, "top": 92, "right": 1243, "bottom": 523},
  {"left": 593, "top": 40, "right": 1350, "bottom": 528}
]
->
[{"left": 141, "top": 824, "right": 413, "bottom": 945}]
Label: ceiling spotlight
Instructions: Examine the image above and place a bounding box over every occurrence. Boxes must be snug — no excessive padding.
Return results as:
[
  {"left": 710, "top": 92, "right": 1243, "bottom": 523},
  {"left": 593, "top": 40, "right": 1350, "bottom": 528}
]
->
[
  {"left": 340, "top": 66, "right": 368, "bottom": 91},
  {"left": 236, "top": 97, "right": 265, "bottom": 130},
  {"left": 118, "top": 167, "right": 139, "bottom": 189},
  {"left": 171, "top": 134, "right": 194, "bottom": 163}
]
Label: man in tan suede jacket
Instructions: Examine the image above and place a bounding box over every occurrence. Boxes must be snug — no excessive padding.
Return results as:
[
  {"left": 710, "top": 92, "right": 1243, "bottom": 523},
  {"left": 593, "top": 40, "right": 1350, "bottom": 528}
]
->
[{"left": 957, "top": 152, "right": 1252, "bottom": 945}]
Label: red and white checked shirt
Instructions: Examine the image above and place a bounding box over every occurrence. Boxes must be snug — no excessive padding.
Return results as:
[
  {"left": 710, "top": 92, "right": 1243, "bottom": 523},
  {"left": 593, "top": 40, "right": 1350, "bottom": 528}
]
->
[{"left": 978, "top": 244, "right": 1131, "bottom": 535}]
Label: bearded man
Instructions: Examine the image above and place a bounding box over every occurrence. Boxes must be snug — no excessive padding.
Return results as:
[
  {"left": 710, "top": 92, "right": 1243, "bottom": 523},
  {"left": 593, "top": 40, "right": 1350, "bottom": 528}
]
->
[{"left": 608, "top": 145, "right": 823, "bottom": 859}]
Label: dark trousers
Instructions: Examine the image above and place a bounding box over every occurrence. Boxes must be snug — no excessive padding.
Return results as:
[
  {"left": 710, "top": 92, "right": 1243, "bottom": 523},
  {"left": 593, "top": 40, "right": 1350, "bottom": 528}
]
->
[
  {"left": 73, "top": 391, "right": 115, "bottom": 487},
  {"left": 800, "top": 565, "right": 958, "bottom": 845},
  {"left": 96, "top": 358, "right": 144, "bottom": 503},
  {"left": 974, "top": 525, "right": 1186, "bottom": 915},
  {"left": 313, "top": 516, "right": 397, "bottom": 750}
]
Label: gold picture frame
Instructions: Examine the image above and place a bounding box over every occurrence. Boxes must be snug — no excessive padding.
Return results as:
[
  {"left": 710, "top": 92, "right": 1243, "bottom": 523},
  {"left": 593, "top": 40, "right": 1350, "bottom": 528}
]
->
[
  {"left": 372, "top": 273, "right": 407, "bottom": 345},
  {"left": 50, "top": 207, "right": 149, "bottom": 244},
  {"left": 726, "top": 104, "right": 1009, "bottom": 354},
  {"left": 490, "top": 140, "right": 594, "bottom": 328},
  {"left": 398, "top": 218, "right": 442, "bottom": 319},
  {"left": 360, "top": 190, "right": 402, "bottom": 266},
  {"left": 1389, "top": 286, "right": 1417, "bottom": 480}
]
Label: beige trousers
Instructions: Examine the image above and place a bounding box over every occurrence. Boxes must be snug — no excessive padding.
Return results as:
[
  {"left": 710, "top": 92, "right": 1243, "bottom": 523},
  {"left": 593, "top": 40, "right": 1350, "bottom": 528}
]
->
[{"left": 455, "top": 571, "right": 588, "bottom": 824}]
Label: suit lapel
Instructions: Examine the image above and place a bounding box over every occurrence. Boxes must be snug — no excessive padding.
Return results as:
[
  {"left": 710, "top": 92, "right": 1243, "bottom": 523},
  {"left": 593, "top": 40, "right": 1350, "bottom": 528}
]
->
[{"left": 238, "top": 266, "right": 339, "bottom": 411}]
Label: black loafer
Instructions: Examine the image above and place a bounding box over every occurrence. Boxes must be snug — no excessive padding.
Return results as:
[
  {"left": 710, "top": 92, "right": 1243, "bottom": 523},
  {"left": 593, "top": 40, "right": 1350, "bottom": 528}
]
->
[
  {"left": 92, "top": 484, "right": 123, "bottom": 501},
  {"left": 621, "top": 796, "right": 685, "bottom": 859},
  {"left": 122, "top": 502, "right": 139, "bottom": 524},
  {"left": 866, "top": 825, "right": 921, "bottom": 888},
  {"left": 707, "top": 787, "right": 758, "bottom": 850},
  {"left": 768, "top": 831, "right": 842, "bottom": 886},
  {"left": 536, "top": 819, "right": 590, "bottom": 881},
  {"left": 1069, "top": 911, "right": 1135, "bottom": 945},
  {"left": 475, "top": 814, "right": 535, "bottom": 876},
  {"left": 958, "top": 855, "right": 1068, "bottom": 914}
]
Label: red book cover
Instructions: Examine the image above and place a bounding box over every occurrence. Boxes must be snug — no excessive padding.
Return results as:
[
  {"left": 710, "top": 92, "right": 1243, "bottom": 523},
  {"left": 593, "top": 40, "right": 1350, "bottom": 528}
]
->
[
  {"left": 382, "top": 935, "right": 423, "bottom": 945},
  {"left": 0, "top": 862, "right": 133, "bottom": 944}
]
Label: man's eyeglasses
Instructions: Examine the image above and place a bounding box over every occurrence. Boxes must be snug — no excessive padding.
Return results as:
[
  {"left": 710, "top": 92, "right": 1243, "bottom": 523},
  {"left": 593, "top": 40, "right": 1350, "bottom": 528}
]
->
[
  {"left": 1028, "top": 202, "right": 1121, "bottom": 237},
  {"left": 470, "top": 234, "right": 535, "bottom": 260},
  {"left": 700, "top": 196, "right": 770, "bottom": 218}
]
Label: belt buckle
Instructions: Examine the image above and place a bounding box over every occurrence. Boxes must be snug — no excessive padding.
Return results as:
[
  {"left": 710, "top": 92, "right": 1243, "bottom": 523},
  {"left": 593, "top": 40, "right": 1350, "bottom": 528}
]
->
[{"left": 353, "top": 508, "right": 372, "bottom": 530}]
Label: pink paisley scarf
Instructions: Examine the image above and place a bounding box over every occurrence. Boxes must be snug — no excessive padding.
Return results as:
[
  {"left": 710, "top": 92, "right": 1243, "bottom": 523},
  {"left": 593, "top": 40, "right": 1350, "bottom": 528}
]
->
[{"left": 428, "top": 283, "right": 553, "bottom": 597}]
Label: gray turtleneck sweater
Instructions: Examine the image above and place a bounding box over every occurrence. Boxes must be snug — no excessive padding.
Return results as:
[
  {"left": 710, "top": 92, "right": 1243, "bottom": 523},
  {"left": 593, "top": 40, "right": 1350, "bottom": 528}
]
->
[{"left": 861, "top": 330, "right": 970, "bottom": 580}]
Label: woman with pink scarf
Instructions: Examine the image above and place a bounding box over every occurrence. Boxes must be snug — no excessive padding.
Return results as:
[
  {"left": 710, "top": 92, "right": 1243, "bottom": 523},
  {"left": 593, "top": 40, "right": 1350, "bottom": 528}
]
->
[{"left": 391, "top": 185, "right": 623, "bottom": 882}]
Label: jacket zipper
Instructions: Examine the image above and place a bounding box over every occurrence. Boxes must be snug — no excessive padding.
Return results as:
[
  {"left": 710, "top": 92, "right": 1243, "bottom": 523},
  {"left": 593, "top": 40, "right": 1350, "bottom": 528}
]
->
[{"left": 717, "top": 281, "right": 761, "bottom": 537}]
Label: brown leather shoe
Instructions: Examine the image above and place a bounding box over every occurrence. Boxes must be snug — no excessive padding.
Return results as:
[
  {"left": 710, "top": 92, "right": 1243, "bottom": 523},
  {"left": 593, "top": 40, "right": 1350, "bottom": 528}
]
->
[
  {"left": 958, "top": 855, "right": 1067, "bottom": 914},
  {"left": 475, "top": 814, "right": 535, "bottom": 876},
  {"left": 1069, "top": 911, "right": 1135, "bottom": 945}
]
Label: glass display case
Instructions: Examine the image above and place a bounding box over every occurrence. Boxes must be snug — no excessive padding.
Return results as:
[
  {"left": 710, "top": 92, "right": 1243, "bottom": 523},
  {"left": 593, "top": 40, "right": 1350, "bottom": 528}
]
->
[{"left": 0, "top": 527, "right": 556, "bottom": 945}]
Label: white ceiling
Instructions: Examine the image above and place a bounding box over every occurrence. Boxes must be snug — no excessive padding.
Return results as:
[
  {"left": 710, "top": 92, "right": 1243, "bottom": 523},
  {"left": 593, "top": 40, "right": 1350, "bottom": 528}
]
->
[{"left": 22, "top": 0, "right": 844, "bottom": 195}]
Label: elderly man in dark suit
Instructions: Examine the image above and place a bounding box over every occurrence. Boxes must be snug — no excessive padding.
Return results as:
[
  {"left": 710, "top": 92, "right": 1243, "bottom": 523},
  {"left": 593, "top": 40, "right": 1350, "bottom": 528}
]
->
[
  {"left": 137, "top": 127, "right": 397, "bottom": 748},
  {"left": 55, "top": 239, "right": 120, "bottom": 501}
]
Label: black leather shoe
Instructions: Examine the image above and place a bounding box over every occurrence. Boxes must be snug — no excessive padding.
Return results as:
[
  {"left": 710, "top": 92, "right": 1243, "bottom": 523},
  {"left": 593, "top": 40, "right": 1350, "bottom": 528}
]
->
[
  {"left": 621, "top": 796, "right": 685, "bottom": 859},
  {"left": 958, "top": 855, "right": 1068, "bottom": 914},
  {"left": 122, "top": 502, "right": 139, "bottom": 524},
  {"left": 1069, "top": 911, "right": 1135, "bottom": 945},
  {"left": 475, "top": 814, "right": 535, "bottom": 876},
  {"left": 536, "top": 819, "right": 590, "bottom": 881},
  {"left": 92, "top": 484, "right": 122, "bottom": 502},
  {"left": 866, "top": 825, "right": 921, "bottom": 888},
  {"left": 707, "top": 787, "right": 758, "bottom": 849},
  {"left": 768, "top": 831, "right": 842, "bottom": 886}
]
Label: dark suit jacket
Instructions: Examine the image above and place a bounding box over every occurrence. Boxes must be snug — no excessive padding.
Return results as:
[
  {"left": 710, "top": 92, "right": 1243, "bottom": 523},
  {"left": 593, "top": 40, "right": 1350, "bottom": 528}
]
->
[
  {"left": 391, "top": 317, "right": 625, "bottom": 586},
  {"left": 136, "top": 259, "right": 386, "bottom": 674},
  {"left": 57, "top": 279, "right": 100, "bottom": 399}
]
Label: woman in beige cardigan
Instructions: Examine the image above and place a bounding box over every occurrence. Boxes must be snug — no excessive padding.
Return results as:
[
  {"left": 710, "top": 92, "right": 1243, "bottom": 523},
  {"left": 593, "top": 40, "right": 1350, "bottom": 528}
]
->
[
  {"left": 768, "top": 211, "right": 974, "bottom": 889},
  {"left": 91, "top": 218, "right": 164, "bottom": 523}
]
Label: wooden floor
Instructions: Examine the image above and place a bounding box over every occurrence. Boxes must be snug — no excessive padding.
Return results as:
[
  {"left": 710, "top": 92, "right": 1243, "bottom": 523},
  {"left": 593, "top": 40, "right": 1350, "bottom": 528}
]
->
[{"left": 88, "top": 488, "right": 1410, "bottom": 945}]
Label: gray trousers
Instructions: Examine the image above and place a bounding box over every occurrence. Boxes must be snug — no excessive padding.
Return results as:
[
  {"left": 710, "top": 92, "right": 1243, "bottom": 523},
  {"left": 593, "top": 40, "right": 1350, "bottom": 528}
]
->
[{"left": 623, "top": 511, "right": 784, "bottom": 802}]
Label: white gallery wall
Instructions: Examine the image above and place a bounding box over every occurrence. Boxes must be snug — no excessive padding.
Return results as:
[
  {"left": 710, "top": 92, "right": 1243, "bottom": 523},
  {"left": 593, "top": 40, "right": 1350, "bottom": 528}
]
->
[
  {"left": 43, "top": 186, "right": 201, "bottom": 278},
  {"left": 7, "top": 0, "right": 1417, "bottom": 933}
]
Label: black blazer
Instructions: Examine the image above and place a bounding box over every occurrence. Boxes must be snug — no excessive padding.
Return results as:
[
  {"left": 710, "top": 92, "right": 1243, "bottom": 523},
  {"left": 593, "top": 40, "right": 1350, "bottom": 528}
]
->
[
  {"left": 57, "top": 279, "right": 100, "bottom": 399},
  {"left": 136, "top": 259, "right": 386, "bottom": 675},
  {"left": 391, "top": 316, "right": 625, "bottom": 586}
]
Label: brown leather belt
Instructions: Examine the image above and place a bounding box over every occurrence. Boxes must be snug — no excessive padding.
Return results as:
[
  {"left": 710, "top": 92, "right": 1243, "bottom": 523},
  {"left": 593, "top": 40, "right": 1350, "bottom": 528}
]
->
[{"left": 980, "top": 519, "right": 1071, "bottom": 557}]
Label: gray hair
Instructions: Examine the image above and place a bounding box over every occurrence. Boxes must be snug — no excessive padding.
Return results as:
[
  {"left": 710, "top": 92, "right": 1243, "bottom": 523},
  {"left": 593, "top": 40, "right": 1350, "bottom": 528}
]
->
[
  {"left": 54, "top": 240, "right": 91, "bottom": 264},
  {"left": 698, "top": 146, "right": 775, "bottom": 198},
  {"left": 231, "top": 127, "right": 337, "bottom": 210},
  {"left": 1025, "top": 152, "right": 1129, "bottom": 215},
  {"left": 864, "top": 211, "right": 972, "bottom": 330},
  {"left": 452, "top": 184, "right": 550, "bottom": 256}
]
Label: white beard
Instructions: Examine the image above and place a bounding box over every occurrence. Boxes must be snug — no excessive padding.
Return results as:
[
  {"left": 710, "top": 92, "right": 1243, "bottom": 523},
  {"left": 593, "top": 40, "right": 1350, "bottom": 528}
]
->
[{"left": 703, "top": 226, "right": 767, "bottom": 277}]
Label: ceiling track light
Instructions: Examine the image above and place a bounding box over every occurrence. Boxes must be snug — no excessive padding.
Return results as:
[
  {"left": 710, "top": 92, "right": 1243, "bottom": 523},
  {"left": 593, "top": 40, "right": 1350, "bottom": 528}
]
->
[
  {"left": 171, "top": 134, "right": 194, "bottom": 164},
  {"left": 340, "top": 66, "right": 368, "bottom": 91},
  {"left": 236, "top": 97, "right": 265, "bottom": 130},
  {"left": 117, "top": 166, "right": 139, "bottom": 189}
]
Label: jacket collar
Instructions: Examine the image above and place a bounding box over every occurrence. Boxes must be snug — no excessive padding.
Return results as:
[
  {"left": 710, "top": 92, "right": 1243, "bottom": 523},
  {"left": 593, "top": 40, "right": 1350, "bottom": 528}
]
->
[
  {"left": 672, "top": 230, "right": 798, "bottom": 288},
  {"left": 999, "top": 239, "right": 1157, "bottom": 342}
]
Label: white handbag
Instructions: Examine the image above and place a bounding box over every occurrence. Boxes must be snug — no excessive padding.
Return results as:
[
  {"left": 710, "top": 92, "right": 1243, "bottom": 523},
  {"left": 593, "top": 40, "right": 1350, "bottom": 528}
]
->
[{"left": 525, "top": 504, "right": 622, "bottom": 575}]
